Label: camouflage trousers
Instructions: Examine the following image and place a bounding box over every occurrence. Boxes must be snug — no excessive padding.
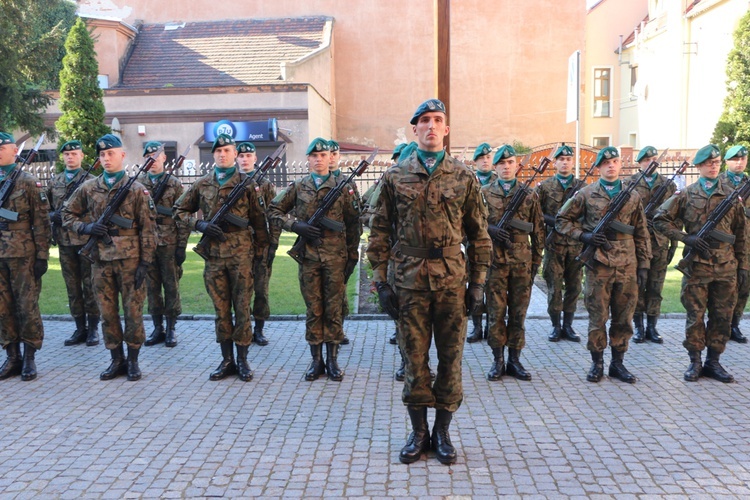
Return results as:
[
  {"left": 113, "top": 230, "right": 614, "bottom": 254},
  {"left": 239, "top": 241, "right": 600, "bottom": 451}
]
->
[
  {"left": 635, "top": 242, "right": 670, "bottom": 316},
  {"left": 299, "top": 258, "right": 346, "bottom": 345},
  {"left": 584, "top": 262, "right": 637, "bottom": 352},
  {"left": 0, "top": 256, "right": 44, "bottom": 350},
  {"left": 146, "top": 245, "right": 182, "bottom": 317},
  {"left": 251, "top": 250, "right": 273, "bottom": 320},
  {"left": 93, "top": 258, "right": 146, "bottom": 349},
  {"left": 59, "top": 244, "right": 98, "bottom": 318},
  {"left": 396, "top": 286, "right": 466, "bottom": 412},
  {"left": 486, "top": 261, "right": 532, "bottom": 350},
  {"left": 681, "top": 262, "right": 737, "bottom": 354},
  {"left": 542, "top": 244, "right": 583, "bottom": 315},
  {"left": 733, "top": 267, "right": 750, "bottom": 319},
  {"left": 204, "top": 254, "right": 253, "bottom": 346}
]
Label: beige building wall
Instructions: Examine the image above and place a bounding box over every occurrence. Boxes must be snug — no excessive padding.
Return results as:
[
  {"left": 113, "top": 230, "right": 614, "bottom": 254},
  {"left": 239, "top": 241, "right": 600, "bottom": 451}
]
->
[{"left": 83, "top": 17, "right": 137, "bottom": 87}]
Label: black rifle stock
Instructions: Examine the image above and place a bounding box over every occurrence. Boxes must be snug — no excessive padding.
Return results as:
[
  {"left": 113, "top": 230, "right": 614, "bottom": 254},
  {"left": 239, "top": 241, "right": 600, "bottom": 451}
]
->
[
  {"left": 545, "top": 162, "right": 598, "bottom": 246},
  {"left": 0, "top": 135, "right": 45, "bottom": 222},
  {"left": 643, "top": 161, "right": 688, "bottom": 219},
  {"left": 151, "top": 145, "right": 191, "bottom": 216}
]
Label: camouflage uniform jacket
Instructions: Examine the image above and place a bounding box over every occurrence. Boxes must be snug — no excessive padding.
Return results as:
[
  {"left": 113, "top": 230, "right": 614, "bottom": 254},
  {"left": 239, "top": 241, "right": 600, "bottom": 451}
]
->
[
  {"left": 267, "top": 174, "right": 361, "bottom": 263},
  {"left": 482, "top": 180, "right": 544, "bottom": 267},
  {"left": 626, "top": 172, "right": 676, "bottom": 249},
  {"left": 253, "top": 177, "right": 280, "bottom": 246},
  {"left": 62, "top": 175, "right": 156, "bottom": 263},
  {"left": 137, "top": 173, "right": 190, "bottom": 248},
  {"left": 46, "top": 169, "right": 91, "bottom": 246},
  {"left": 535, "top": 175, "right": 583, "bottom": 250},
  {"left": 0, "top": 169, "right": 51, "bottom": 259},
  {"left": 556, "top": 180, "right": 652, "bottom": 269},
  {"left": 718, "top": 171, "right": 750, "bottom": 267},
  {"left": 173, "top": 170, "right": 269, "bottom": 259},
  {"left": 653, "top": 178, "right": 747, "bottom": 270},
  {"left": 367, "top": 153, "right": 492, "bottom": 290}
]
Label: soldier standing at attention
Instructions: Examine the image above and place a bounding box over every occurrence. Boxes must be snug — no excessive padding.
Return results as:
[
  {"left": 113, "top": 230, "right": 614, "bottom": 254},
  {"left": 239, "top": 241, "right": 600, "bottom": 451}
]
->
[
  {"left": 535, "top": 144, "right": 583, "bottom": 343},
  {"left": 629, "top": 146, "right": 678, "bottom": 344},
  {"left": 236, "top": 141, "right": 277, "bottom": 346},
  {"left": 367, "top": 99, "right": 491, "bottom": 465},
  {"left": 655, "top": 145, "right": 747, "bottom": 383},
  {"left": 556, "top": 146, "right": 651, "bottom": 384},
  {"left": 173, "top": 134, "right": 269, "bottom": 382},
  {"left": 267, "top": 138, "right": 361, "bottom": 382},
  {"left": 138, "top": 142, "right": 189, "bottom": 348},
  {"left": 718, "top": 145, "right": 750, "bottom": 343},
  {"left": 47, "top": 140, "right": 100, "bottom": 347},
  {"left": 62, "top": 134, "right": 156, "bottom": 381}
]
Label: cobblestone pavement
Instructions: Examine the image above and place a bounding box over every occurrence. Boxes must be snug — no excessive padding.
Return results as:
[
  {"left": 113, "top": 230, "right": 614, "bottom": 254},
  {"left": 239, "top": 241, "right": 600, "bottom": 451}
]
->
[{"left": 3, "top": 314, "right": 750, "bottom": 498}]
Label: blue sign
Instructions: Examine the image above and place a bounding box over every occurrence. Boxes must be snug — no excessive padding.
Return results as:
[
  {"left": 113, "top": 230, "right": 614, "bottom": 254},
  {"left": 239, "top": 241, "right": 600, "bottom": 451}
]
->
[{"left": 204, "top": 118, "right": 278, "bottom": 142}]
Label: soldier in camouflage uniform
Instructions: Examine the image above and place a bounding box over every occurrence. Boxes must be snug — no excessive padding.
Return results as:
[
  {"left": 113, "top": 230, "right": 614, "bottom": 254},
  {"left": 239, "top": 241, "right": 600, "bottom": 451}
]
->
[
  {"left": 0, "top": 132, "right": 51, "bottom": 381},
  {"left": 628, "top": 146, "right": 678, "bottom": 344},
  {"left": 173, "top": 134, "right": 269, "bottom": 382},
  {"left": 236, "top": 141, "right": 277, "bottom": 346},
  {"left": 482, "top": 144, "right": 544, "bottom": 381},
  {"left": 138, "top": 142, "right": 190, "bottom": 348},
  {"left": 47, "top": 140, "right": 100, "bottom": 347},
  {"left": 718, "top": 145, "right": 750, "bottom": 343},
  {"left": 268, "top": 138, "right": 361, "bottom": 382},
  {"left": 654, "top": 144, "right": 747, "bottom": 383},
  {"left": 62, "top": 134, "right": 156, "bottom": 381},
  {"left": 367, "top": 99, "right": 491, "bottom": 465},
  {"left": 556, "top": 146, "right": 651, "bottom": 384}
]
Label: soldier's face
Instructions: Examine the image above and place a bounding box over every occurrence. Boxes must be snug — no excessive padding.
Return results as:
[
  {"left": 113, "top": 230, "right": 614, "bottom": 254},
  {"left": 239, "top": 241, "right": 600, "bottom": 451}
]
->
[
  {"left": 62, "top": 150, "right": 84, "bottom": 169},
  {"left": 555, "top": 155, "right": 573, "bottom": 176},
  {"left": 413, "top": 112, "right": 449, "bottom": 152},
  {"left": 0, "top": 143, "right": 18, "bottom": 165},
  {"left": 99, "top": 148, "right": 126, "bottom": 172},
  {"left": 697, "top": 158, "right": 722, "bottom": 179},
  {"left": 598, "top": 157, "right": 621, "bottom": 182},
  {"left": 475, "top": 154, "right": 493, "bottom": 173},
  {"left": 308, "top": 151, "right": 330, "bottom": 175},
  {"left": 637, "top": 157, "right": 654, "bottom": 171},
  {"left": 329, "top": 150, "right": 340, "bottom": 168},
  {"left": 213, "top": 145, "right": 238, "bottom": 168},
  {"left": 237, "top": 152, "right": 257, "bottom": 173},
  {"left": 726, "top": 156, "right": 747, "bottom": 174},
  {"left": 147, "top": 152, "right": 166, "bottom": 174},
  {"left": 496, "top": 157, "right": 517, "bottom": 181}
]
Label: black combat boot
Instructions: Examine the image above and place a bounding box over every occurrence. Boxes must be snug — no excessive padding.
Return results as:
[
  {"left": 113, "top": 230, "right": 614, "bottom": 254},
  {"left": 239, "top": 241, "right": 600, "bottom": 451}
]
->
[
  {"left": 432, "top": 409, "right": 457, "bottom": 465},
  {"left": 252, "top": 320, "right": 268, "bottom": 346},
  {"left": 86, "top": 314, "right": 100, "bottom": 346},
  {"left": 165, "top": 316, "right": 177, "bottom": 347},
  {"left": 632, "top": 312, "right": 645, "bottom": 344},
  {"left": 389, "top": 331, "right": 398, "bottom": 345},
  {"left": 608, "top": 348, "right": 636, "bottom": 384},
  {"left": 399, "top": 406, "right": 430, "bottom": 464},
  {"left": 126, "top": 346, "right": 141, "bottom": 381},
  {"left": 562, "top": 312, "right": 581, "bottom": 342},
  {"left": 684, "top": 350, "right": 702, "bottom": 382},
  {"left": 340, "top": 332, "right": 350, "bottom": 345},
  {"left": 548, "top": 312, "right": 562, "bottom": 342},
  {"left": 645, "top": 315, "right": 663, "bottom": 344},
  {"left": 325, "top": 342, "right": 344, "bottom": 381},
  {"left": 209, "top": 340, "right": 237, "bottom": 380},
  {"left": 64, "top": 316, "right": 88, "bottom": 346},
  {"left": 487, "top": 347, "right": 505, "bottom": 381},
  {"left": 587, "top": 351, "right": 604, "bottom": 383},
  {"left": 506, "top": 348, "right": 531, "bottom": 381},
  {"left": 0, "top": 343, "right": 22, "bottom": 379},
  {"left": 145, "top": 314, "right": 165, "bottom": 346},
  {"left": 730, "top": 315, "right": 748, "bottom": 344},
  {"left": 100, "top": 344, "right": 127, "bottom": 380},
  {"left": 702, "top": 347, "right": 734, "bottom": 383},
  {"left": 467, "top": 314, "right": 484, "bottom": 343},
  {"left": 20, "top": 345, "right": 37, "bottom": 381},
  {"left": 395, "top": 350, "right": 406, "bottom": 381},
  {"left": 305, "top": 344, "right": 325, "bottom": 381},
  {"left": 235, "top": 344, "right": 254, "bottom": 382}
]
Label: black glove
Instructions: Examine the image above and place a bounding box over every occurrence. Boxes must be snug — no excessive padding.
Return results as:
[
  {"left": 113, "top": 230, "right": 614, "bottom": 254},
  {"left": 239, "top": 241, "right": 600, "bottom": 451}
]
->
[
  {"left": 344, "top": 258, "right": 358, "bottom": 283},
  {"left": 580, "top": 231, "right": 608, "bottom": 247},
  {"left": 637, "top": 268, "right": 648, "bottom": 290},
  {"left": 739, "top": 269, "right": 749, "bottom": 291},
  {"left": 33, "top": 259, "right": 48, "bottom": 280},
  {"left": 195, "top": 220, "right": 226, "bottom": 241},
  {"left": 466, "top": 282, "right": 484, "bottom": 316},
  {"left": 292, "top": 221, "right": 322, "bottom": 241},
  {"left": 79, "top": 222, "right": 108, "bottom": 236},
  {"left": 683, "top": 234, "right": 710, "bottom": 255},
  {"left": 266, "top": 243, "right": 278, "bottom": 267},
  {"left": 530, "top": 263, "right": 539, "bottom": 278},
  {"left": 375, "top": 282, "right": 399, "bottom": 320},
  {"left": 543, "top": 214, "right": 556, "bottom": 227},
  {"left": 134, "top": 261, "right": 149, "bottom": 290},
  {"left": 487, "top": 225, "right": 510, "bottom": 244},
  {"left": 49, "top": 210, "right": 63, "bottom": 225},
  {"left": 667, "top": 242, "right": 678, "bottom": 264},
  {"left": 175, "top": 246, "right": 186, "bottom": 266}
]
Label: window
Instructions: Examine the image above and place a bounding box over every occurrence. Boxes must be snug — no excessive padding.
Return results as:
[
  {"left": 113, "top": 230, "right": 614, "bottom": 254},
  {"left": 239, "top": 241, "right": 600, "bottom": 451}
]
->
[
  {"left": 593, "top": 68, "right": 611, "bottom": 117},
  {"left": 630, "top": 66, "right": 638, "bottom": 95},
  {"left": 629, "top": 133, "right": 637, "bottom": 148},
  {"left": 592, "top": 136, "right": 610, "bottom": 148}
]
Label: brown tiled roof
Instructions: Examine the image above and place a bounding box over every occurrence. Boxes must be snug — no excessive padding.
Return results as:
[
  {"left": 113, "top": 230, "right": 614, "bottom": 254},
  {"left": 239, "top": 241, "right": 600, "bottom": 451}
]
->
[
  {"left": 685, "top": 0, "right": 702, "bottom": 14},
  {"left": 118, "top": 17, "right": 330, "bottom": 89},
  {"left": 620, "top": 14, "right": 650, "bottom": 49}
]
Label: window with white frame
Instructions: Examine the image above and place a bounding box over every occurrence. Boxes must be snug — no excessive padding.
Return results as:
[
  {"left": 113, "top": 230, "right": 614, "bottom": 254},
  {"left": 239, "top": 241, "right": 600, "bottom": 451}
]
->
[
  {"left": 593, "top": 67, "right": 611, "bottom": 117},
  {"left": 592, "top": 136, "right": 610, "bottom": 148}
]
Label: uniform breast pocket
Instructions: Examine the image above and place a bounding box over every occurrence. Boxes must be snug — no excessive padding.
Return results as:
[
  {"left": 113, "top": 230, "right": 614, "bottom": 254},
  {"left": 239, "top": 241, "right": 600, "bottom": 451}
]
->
[
  {"left": 8, "top": 189, "right": 29, "bottom": 213},
  {"left": 394, "top": 183, "right": 421, "bottom": 215},
  {"left": 684, "top": 199, "right": 706, "bottom": 225},
  {"left": 201, "top": 190, "right": 218, "bottom": 215}
]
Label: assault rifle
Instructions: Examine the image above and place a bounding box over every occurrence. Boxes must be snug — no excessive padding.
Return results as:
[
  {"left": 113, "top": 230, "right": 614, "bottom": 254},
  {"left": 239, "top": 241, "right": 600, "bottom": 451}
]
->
[
  {"left": 51, "top": 158, "right": 100, "bottom": 239},
  {"left": 79, "top": 146, "right": 164, "bottom": 263},
  {"left": 288, "top": 149, "right": 378, "bottom": 264},
  {"left": 193, "top": 143, "right": 286, "bottom": 260},
  {"left": 675, "top": 176, "right": 750, "bottom": 278},
  {"left": 545, "top": 161, "right": 598, "bottom": 246},
  {"left": 0, "top": 135, "right": 44, "bottom": 222},
  {"left": 151, "top": 145, "right": 191, "bottom": 216},
  {"left": 643, "top": 160, "right": 688, "bottom": 219}
]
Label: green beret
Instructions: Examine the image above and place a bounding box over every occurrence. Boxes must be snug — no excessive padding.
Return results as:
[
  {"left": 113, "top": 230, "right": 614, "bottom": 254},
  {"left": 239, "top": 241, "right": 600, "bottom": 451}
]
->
[
  {"left": 212, "top": 133, "right": 236, "bottom": 153},
  {"left": 96, "top": 134, "right": 123, "bottom": 153},
  {"left": 59, "top": 140, "right": 82, "bottom": 153},
  {"left": 693, "top": 144, "right": 720, "bottom": 165},
  {"left": 237, "top": 142, "right": 256, "bottom": 154},
  {"left": 0, "top": 132, "right": 15, "bottom": 146},
  {"left": 493, "top": 144, "right": 516, "bottom": 164},
  {"left": 328, "top": 140, "right": 340, "bottom": 152},
  {"left": 142, "top": 141, "right": 162, "bottom": 157},
  {"left": 725, "top": 145, "right": 748, "bottom": 161},
  {"left": 473, "top": 143, "right": 492, "bottom": 161},
  {"left": 391, "top": 143, "right": 408, "bottom": 160},
  {"left": 553, "top": 144, "right": 574, "bottom": 158},
  {"left": 306, "top": 137, "right": 331, "bottom": 155},
  {"left": 593, "top": 146, "right": 619, "bottom": 167},
  {"left": 410, "top": 98, "right": 446, "bottom": 125},
  {"left": 636, "top": 146, "right": 657, "bottom": 163}
]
